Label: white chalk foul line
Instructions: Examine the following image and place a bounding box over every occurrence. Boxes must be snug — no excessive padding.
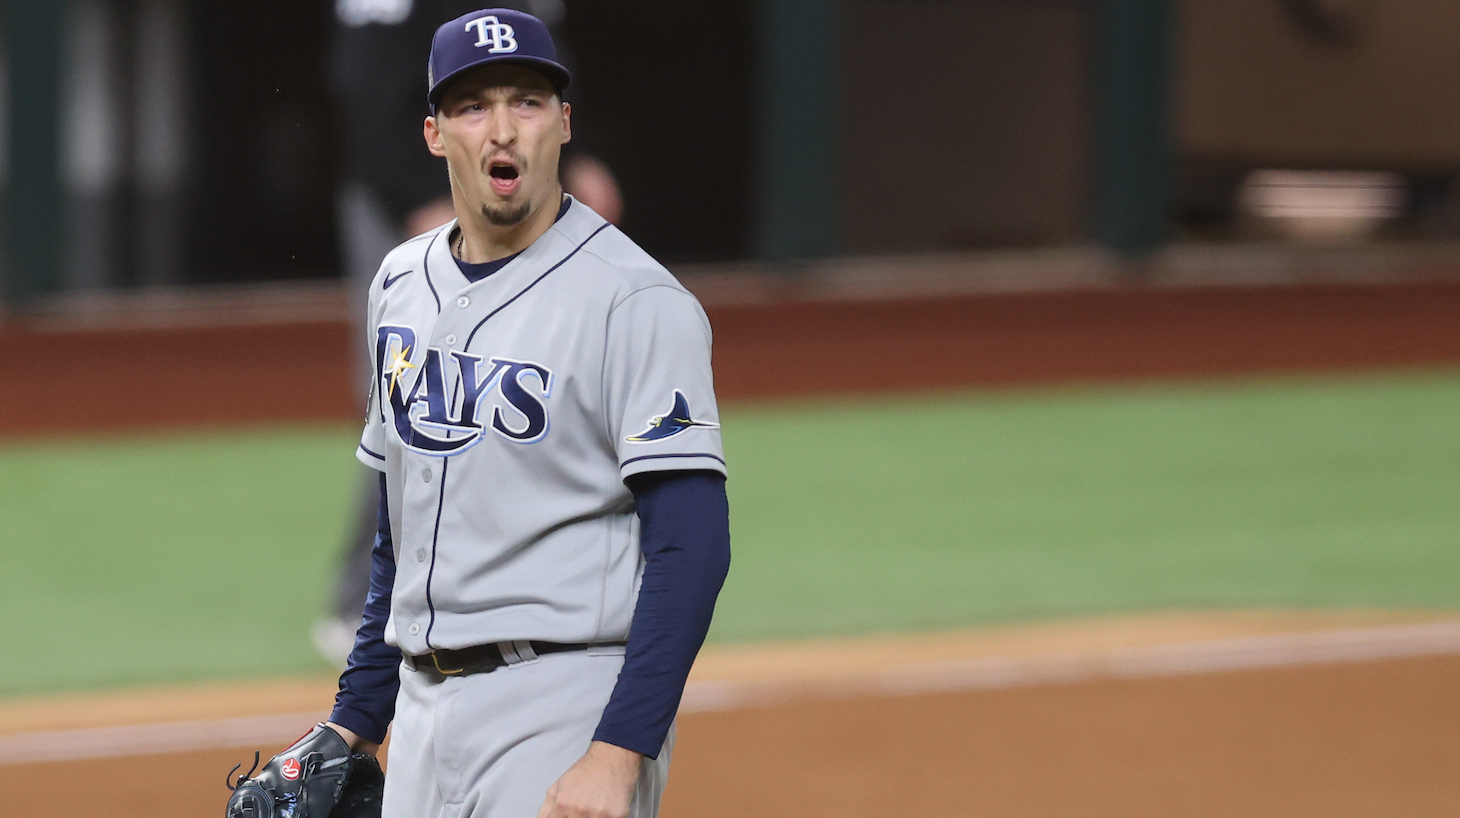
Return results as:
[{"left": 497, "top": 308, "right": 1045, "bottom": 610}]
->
[
  {"left": 0, "top": 711, "right": 327, "bottom": 766},
  {"left": 676, "top": 620, "right": 1460, "bottom": 712},
  {"left": 6, "top": 621, "right": 1460, "bottom": 765}
]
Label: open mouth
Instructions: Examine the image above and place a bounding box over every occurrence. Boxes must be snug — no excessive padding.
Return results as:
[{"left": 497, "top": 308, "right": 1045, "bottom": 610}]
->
[{"left": 487, "top": 160, "right": 522, "bottom": 197}]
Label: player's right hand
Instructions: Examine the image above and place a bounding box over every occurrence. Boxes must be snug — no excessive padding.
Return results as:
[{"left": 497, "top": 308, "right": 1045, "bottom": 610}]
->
[
  {"left": 535, "top": 740, "right": 642, "bottom": 818},
  {"left": 534, "top": 742, "right": 642, "bottom": 818}
]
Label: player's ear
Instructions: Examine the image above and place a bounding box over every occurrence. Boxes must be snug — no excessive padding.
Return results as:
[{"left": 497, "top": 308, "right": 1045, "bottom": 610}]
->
[
  {"left": 424, "top": 116, "right": 447, "bottom": 157},
  {"left": 560, "top": 101, "right": 571, "bottom": 145}
]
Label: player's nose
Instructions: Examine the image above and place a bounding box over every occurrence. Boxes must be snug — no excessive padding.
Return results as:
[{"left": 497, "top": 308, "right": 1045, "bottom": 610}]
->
[{"left": 486, "top": 108, "right": 517, "bottom": 146}]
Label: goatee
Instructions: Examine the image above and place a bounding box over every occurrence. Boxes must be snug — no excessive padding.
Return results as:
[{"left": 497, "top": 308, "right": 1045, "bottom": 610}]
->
[{"left": 483, "top": 202, "right": 532, "bottom": 227}]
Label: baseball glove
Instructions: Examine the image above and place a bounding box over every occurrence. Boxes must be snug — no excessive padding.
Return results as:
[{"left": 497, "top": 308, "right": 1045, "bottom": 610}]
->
[{"left": 225, "top": 723, "right": 384, "bottom": 818}]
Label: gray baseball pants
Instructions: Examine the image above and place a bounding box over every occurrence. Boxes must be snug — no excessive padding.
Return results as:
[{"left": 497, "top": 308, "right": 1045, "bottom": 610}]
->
[{"left": 381, "top": 646, "right": 673, "bottom": 818}]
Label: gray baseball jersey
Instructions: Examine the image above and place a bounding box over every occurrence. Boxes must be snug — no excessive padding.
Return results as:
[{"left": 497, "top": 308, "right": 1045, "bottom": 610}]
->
[{"left": 356, "top": 195, "right": 726, "bottom": 658}]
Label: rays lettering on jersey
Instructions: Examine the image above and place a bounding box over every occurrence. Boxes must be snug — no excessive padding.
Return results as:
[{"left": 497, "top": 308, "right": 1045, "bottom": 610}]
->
[{"left": 376, "top": 326, "right": 552, "bottom": 455}]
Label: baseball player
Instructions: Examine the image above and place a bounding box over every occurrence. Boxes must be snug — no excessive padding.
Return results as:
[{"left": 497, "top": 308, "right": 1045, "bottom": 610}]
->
[
  {"left": 317, "top": 0, "right": 626, "bottom": 666},
  {"left": 228, "top": 8, "right": 730, "bottom": 818}
]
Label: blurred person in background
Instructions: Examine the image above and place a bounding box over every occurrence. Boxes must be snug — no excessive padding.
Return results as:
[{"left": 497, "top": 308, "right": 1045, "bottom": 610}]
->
[{"left": 317, "top": 0, "right": 624, "bottom": 662}]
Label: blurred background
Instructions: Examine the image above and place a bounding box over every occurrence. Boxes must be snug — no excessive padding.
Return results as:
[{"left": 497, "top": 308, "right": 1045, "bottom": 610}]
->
[
  {"left": 4, "top": 0, "right": 1460, "bottom": 295},
  {"left": 4, "top": 1, "right": 1460, "bottom": 816}
]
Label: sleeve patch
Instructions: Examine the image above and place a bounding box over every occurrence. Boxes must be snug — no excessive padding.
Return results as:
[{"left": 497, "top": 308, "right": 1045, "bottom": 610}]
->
[{"left": 625, "top": 390, "right": 719, "bottom": 443}]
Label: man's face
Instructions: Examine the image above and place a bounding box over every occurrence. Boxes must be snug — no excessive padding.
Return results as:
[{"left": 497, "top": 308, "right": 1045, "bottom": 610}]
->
[{"left": 426, "top": 64, "right": 571, "bottom": 227}]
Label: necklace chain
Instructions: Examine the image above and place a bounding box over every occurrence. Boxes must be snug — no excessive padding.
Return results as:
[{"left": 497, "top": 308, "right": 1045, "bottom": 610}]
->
[{"left": 453, "top": 196, "right": 565, "bottom": 261}]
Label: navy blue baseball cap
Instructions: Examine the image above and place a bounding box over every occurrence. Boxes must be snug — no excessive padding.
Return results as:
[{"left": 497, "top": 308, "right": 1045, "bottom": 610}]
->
[{"left": 428, "top": 9, "right": 571, "bottom": 107}]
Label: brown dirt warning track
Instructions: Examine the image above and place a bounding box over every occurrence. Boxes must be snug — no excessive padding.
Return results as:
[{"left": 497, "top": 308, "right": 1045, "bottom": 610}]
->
[{"left": 3, "top": 280, "right": 1460, "bottom": 434}]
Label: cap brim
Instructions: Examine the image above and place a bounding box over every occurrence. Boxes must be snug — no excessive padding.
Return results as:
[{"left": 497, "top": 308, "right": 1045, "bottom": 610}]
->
[{"left": 428, "top": 56, "right": 571, "bottom": 106}]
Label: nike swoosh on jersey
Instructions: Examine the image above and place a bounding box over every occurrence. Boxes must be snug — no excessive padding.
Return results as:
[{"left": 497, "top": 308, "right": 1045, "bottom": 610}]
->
[{"left": 383, "top": 270, "right": 414, "bottom": 290}]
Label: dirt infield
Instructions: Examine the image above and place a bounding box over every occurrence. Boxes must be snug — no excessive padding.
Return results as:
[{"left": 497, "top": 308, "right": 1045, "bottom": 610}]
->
[
  {"left": 667, "top": 654, "right": 1460, "bottom": 818},
  {"left": 5, "top": 611, "right": 1460, "bottom": 817},
  {"left": 4, "top": 280, "right": 1460, "bottom": 435}
]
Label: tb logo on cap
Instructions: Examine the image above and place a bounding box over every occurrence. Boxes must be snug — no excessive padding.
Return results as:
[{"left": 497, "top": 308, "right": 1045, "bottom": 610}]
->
[{"left": 465, "top": 15, "right": 518, "bottom": 53}]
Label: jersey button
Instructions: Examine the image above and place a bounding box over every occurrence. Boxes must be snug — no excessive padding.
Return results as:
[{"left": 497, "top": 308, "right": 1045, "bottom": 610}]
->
[
  {"left": 416, "top": 548, "right": 427, "bottom": 563},
  {"left": 408, "top": 622, "right": 421, "bottom": 636},
  {"left": 444, "top": 334, "right": 458, "bottom": 346},
  {"left": 457, "top": 296, "right": 470, "bottom": 308},
  {"left": 422, "top": 468, "right": 432, "bottom": 482}
]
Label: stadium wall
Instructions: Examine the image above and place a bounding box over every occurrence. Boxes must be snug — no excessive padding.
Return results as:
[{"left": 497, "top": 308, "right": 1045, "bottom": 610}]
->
[{"left": 3, "top": 278, "right": 1460, "bottom": 436}]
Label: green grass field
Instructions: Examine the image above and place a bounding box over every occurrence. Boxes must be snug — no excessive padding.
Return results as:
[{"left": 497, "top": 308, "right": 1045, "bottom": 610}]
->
[{"left": 2, "top": 369, "right": 1457, "bottom": 697}]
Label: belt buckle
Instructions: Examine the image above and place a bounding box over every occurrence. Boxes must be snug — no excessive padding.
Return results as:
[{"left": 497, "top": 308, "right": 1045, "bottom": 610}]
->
[{"left": 430, "top": 651, "right": 465, "bottom": 675}]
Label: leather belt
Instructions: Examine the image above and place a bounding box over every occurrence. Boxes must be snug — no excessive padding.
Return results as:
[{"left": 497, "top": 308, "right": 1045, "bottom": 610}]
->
[{"left": 403, "top": 640, "right": 626, "bottom": 677}]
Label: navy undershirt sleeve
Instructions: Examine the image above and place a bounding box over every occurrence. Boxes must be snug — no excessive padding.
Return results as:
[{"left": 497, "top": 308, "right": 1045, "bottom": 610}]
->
[
  {"left": 329, "top": 473, "right": 401, "bottom": 744},
  {"left": 593, "top": 470, "right": 731, "bottom": 758}
]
